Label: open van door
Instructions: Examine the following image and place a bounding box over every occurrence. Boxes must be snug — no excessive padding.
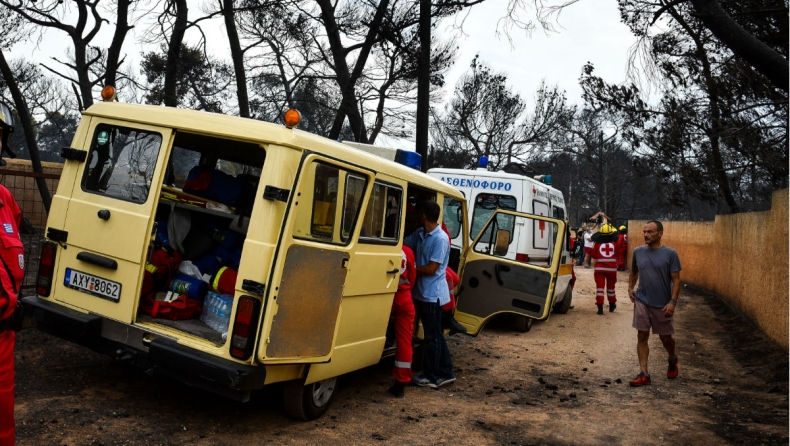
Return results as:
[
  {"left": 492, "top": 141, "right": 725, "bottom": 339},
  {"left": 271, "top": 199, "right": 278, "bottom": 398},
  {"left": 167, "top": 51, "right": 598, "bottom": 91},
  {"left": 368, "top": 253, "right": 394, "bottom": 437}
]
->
[
  {"left": 455, "top": 210, "right": 566, "bottom": 335},
  {"left": 258, "top": 154, "right": 374, "bottom": 365}
]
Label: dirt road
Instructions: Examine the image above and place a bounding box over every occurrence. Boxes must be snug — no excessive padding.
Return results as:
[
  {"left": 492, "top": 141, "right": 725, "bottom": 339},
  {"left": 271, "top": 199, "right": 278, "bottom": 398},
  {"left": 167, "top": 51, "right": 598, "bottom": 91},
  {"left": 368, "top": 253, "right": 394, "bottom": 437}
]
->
[{"left": 14, "top": 267, "right": 789, "bottom": 445}]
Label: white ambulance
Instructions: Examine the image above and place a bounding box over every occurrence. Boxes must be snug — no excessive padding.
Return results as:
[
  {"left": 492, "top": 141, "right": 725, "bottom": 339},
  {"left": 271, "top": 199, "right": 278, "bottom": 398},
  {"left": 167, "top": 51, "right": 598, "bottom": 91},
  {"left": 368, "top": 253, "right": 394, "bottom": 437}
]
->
[{"left": 428, "top": 160, "right": 573, "bottom": 323}]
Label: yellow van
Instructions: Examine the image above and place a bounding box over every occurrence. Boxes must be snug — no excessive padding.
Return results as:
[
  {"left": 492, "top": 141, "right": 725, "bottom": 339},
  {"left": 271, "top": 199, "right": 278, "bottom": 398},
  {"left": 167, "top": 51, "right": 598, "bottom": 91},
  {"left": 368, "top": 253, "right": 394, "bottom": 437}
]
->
[{"left": 23, "top": 101, "right": 568, "bottom": 419}]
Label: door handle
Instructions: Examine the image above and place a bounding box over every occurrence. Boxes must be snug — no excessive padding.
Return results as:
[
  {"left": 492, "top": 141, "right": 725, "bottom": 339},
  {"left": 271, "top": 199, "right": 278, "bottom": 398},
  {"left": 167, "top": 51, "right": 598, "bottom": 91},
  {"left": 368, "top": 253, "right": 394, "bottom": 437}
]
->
[
  {"left": 77, "top": 251, "right": 118, "bottom": 270},
  {"left": 386, "top": 268, "right": 400, "bottom": 274},
  {"left": 494, "top": 264, "right": 510, "bottom": 286}
]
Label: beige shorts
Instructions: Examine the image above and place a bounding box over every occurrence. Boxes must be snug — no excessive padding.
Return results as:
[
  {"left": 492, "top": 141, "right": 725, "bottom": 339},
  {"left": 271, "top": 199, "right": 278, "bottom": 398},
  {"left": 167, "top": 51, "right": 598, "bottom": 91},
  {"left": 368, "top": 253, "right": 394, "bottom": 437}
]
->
[{"left": 632, "top": 299, "right": 675, "bottom": 335}]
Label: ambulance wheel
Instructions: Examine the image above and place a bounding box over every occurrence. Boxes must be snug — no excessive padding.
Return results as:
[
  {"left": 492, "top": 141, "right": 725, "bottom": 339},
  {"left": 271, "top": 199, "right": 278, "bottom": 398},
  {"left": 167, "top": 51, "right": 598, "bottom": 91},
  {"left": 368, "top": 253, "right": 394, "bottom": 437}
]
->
[
  {"left": 282, "top": 376, "right": 338, "bottom": 420},
  {"left": 512, "top": 315, "right": 533, "bottom": 333},
  {"left": 554, "top": 287, "right": 573, "bottom": 314}
]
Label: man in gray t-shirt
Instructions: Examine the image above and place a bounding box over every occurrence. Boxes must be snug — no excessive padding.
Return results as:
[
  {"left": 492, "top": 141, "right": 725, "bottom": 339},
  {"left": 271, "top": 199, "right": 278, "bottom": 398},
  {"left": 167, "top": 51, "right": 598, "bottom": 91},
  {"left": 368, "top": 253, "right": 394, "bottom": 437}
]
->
[{"left": 627, "top": 220, "right": 682, "bottom": 387}]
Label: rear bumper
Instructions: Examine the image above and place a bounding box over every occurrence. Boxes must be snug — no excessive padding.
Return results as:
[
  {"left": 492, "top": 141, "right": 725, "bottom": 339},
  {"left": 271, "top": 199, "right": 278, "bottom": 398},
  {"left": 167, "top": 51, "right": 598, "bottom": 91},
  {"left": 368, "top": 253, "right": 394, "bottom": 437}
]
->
[{"left": 21, "top": 296, "right": 266, "bottom": 401}]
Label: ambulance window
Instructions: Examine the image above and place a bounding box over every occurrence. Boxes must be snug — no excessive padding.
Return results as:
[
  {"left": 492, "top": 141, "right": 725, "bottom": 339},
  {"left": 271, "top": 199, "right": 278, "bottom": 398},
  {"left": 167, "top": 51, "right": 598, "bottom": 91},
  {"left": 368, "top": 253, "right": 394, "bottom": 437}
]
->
[
  {"left": 360, "top": 182, "right": 402, "bottom": 244},
  {"left": 442, "top": 197, "right": 463, "bottom": 239},
  {"left": 341, "top": 175, "right": 366, "bottom": 242},
  {"left": 403, "top": 186, "right": 436, "bottom": 238},
  {"left": 82, "top": 124, "right": 163, "bottom": 204},
  {"left": 168, "top": 146, "right": 201, "bottom": 187},
  {"left": 552, "top": 207, "right": 565, "bottom": 220},
  {"left": 471, "top": 194, "right": 517, "bottom": 240},
  {"left": 296, "top": 162, "right": 367, "bottom": 245}
]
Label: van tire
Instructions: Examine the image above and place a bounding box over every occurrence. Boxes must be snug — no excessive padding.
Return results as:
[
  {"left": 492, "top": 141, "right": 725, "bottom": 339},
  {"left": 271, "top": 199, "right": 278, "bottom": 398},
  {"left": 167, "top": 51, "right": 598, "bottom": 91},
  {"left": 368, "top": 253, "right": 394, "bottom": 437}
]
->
[
  {"left": 554, "top": 286, "right": 573, "bottom": 314},
  {"left": 512, "top": 315, "right": 533, "bottom": 333},
  {"left": 282, "top": 376, "right": 338, "bottom": 420}
]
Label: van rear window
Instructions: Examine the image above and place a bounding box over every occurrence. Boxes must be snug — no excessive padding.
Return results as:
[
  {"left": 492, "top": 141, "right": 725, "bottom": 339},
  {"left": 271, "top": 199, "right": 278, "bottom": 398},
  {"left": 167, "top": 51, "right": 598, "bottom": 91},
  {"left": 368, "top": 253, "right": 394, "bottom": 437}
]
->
[{"left": 82, "top": 125, "right": 163, "bottom": 204}]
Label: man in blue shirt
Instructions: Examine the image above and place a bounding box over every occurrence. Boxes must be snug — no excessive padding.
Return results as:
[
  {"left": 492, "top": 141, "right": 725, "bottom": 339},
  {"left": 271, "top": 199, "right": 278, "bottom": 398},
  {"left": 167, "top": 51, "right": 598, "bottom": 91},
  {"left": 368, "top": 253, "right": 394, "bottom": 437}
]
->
[
  {"left": 628, "top": 220, "right": 682, "bottom": 387},
  {"left": 404, "top": 201, "right": 454, "bottom": 388}
]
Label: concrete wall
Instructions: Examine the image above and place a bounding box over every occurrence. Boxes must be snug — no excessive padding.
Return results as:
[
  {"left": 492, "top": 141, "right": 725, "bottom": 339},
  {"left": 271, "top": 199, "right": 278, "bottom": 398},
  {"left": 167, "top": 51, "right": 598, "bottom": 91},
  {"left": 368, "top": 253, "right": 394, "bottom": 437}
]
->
[{"left": 628, "top": 189, "right": 789, "bottom": 349}]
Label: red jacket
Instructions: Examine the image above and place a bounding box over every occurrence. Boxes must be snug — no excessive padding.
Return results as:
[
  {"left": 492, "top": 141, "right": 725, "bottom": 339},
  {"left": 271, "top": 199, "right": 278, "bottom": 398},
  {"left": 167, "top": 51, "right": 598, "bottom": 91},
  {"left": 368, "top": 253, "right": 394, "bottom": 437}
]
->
[
  {"left": 0, "top": 185, "right": 23, "bottom": 320},
  {"left": 398, "top": 246, "right": 416, "bottom": 292}
]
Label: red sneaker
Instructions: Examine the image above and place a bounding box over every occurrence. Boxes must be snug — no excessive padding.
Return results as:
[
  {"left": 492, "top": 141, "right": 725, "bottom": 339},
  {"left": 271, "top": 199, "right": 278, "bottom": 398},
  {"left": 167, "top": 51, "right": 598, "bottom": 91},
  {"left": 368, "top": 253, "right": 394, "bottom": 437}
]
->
[
  {"left": 629, "top": 372, "right": 651, "bottom": 387},
  {"left": 667, "top": 357, "right": 679, "bottom": 379}
]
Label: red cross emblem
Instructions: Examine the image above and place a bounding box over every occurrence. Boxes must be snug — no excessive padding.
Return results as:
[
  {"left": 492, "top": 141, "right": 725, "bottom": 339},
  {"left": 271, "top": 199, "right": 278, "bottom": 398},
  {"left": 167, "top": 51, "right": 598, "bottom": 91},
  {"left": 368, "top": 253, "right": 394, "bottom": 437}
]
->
[
  {"left": 533, "top": 186, "right": 537, "bottom": 196},
  {"left": 599, "top": 243, "right": 615, "bottom": 257}
]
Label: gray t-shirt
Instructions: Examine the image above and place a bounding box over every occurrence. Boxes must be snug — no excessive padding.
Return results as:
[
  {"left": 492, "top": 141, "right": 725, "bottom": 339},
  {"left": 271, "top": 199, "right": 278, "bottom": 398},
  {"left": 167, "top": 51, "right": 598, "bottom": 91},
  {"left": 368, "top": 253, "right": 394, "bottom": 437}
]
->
[{"left": 632, "top": 245, "right": 682, "bottom": 308}]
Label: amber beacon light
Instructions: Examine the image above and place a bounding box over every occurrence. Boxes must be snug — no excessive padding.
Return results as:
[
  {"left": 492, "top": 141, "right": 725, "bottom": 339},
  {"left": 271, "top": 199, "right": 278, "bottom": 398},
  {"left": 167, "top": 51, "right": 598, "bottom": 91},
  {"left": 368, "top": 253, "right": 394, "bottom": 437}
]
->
[
  {"left": 101, "top": 85, "right": 117, "bottom": 102},
  {"left": 283, "top": 109, "right": 301, "bottom": 129}
]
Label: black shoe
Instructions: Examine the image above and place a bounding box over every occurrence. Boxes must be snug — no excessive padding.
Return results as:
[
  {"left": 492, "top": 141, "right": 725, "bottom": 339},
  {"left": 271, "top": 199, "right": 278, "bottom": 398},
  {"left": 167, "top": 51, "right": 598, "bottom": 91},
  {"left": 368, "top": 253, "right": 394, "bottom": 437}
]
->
[
  {"left": 609, "top": 303, "right": 616, "bottom": 313},
  {"left": 388, "top": 381, "right": 405, "bottom": 398},
  {"left": 448, "top": 317, "right": 467, "bottom": 336},
  {"left": 597, "top": 304, "right": 604, "bottom": 315},
  {"left": 443, "top": 312, "right": 467, "bottom": 336}
]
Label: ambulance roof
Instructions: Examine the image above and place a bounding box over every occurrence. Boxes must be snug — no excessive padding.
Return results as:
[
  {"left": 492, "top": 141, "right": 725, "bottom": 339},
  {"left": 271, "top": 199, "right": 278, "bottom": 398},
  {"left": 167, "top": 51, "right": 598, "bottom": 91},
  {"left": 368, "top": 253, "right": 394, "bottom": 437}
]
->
[{"left": 83, "top": 102, "right": 460, "bottom": 198}]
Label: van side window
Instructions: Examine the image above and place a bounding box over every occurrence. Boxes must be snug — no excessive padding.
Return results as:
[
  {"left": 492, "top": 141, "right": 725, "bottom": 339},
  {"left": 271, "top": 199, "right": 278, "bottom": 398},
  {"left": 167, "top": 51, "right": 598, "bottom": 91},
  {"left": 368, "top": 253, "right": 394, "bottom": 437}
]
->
[
  {"left": 295, "top": 161, "right": 367, "bottom": 245},
  {"left": 552, "top": 207, "right": 565, "bottom": 220},
  {"left": 471, "top": 194, "right": 517, "bottom": 240},
  {"left": 442, "top": 197, "right": 464, "bottom": 239},
  {"left": 403, "top": 185, "right": 436, "bottom": 238},
  {"left": 82, "top": 124, "right": 163, "bottom": 203},
  {"left": 360, "top": 182, "right": 403, "bottom": 244},
  {"left": 342, "top": 175, "right": 366, "bottom": 242}
]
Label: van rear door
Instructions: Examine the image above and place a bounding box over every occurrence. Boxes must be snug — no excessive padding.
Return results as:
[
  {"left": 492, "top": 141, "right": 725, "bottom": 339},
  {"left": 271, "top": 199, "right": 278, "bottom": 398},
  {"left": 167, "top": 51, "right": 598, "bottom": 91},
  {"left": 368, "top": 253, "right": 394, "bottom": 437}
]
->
[
  {"left": 258, "top": 154, "right": 374, "bottom": 365},
  {"left": 455, "top": 209, "right": 565, "bottom": 335},
  {"left": 51, "top": 120, "right": 172, "bottom": 323}
]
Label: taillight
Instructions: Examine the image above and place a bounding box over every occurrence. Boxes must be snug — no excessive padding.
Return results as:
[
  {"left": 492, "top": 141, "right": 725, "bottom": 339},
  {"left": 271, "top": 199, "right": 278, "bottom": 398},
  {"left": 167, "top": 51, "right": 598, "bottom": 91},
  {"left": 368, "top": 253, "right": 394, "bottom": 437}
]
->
[
  {"left": 516, "top": 253, "right": 529, "bottom": 263},
  {"left": 229, "top": 295, "right": 261, "bottom": 360},
  {"left": 37, "top": 241, "right": 57, "bottom": 297}
]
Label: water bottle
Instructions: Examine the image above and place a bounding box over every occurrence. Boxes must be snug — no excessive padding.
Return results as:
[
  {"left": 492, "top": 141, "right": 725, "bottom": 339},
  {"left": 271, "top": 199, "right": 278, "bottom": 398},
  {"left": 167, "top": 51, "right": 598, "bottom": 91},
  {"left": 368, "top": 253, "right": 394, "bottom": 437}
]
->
[
  {"left": 200, "top": 292, "right": 213, "bottom": 324},
  {"left": 207, "top": 292, "right": 219, "bottom": 330},
  {"left": 219, "top": 295, "right": 232, "bottom": 333},
  {"left": 211, "top": 294, "right": 222, "bottom": 331}
]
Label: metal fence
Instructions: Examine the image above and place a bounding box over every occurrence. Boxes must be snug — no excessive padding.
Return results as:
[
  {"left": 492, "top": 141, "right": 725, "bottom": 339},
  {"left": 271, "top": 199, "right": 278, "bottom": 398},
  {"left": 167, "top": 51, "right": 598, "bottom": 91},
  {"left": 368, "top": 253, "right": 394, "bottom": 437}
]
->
[{"left": 0, "top": 168, "right": 60, "bottom": 292}]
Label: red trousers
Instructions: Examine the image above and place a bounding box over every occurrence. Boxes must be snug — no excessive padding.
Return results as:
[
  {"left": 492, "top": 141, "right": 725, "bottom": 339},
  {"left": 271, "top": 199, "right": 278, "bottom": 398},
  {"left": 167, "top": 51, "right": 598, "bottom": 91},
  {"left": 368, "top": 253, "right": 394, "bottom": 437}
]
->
[
  {"left": 391, "top": 290, "right": 415, "bottom": 383},
  {"left": 594, "top": 271, "right": 617, "bottom": 305},
  {"left": 440, "top": 293, "right": 456, "bottom": 312},
  {"left": 0, "top": 330, "right": 14, "bottom": 446}
]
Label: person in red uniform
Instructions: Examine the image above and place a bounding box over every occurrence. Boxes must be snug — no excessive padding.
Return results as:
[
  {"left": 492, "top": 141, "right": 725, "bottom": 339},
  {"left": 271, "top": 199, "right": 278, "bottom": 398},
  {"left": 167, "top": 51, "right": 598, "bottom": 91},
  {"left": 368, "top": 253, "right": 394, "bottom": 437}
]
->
[
  {"left": 617, "top": 225, "right": 628, "bottom": 271},
  {"left": 388, "top": 246, "right": 416, "bottom": 398},
  {"left": 590, "top": 224, "right": 620, "bottom": 315},
  {"left": 0, "top": 101, "right": 23, "bottom": 446}
]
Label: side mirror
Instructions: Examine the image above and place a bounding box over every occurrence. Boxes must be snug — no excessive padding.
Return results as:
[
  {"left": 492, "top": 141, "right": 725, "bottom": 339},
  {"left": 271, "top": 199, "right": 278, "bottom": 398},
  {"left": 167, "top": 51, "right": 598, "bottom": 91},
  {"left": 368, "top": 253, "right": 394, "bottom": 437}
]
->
[
  {"left": 456, "top": 207, "right": 463, "bottom": 224},
  {"left": 494, "top": 229, "right": 510, "bottom": 256}
]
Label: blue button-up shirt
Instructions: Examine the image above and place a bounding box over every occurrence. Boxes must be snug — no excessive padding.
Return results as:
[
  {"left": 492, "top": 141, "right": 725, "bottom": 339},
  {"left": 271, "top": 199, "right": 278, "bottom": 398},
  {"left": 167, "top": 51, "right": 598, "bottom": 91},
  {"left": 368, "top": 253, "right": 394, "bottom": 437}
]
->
[{"left": 404, "top": 225, "right": 450, "bottom": 305}]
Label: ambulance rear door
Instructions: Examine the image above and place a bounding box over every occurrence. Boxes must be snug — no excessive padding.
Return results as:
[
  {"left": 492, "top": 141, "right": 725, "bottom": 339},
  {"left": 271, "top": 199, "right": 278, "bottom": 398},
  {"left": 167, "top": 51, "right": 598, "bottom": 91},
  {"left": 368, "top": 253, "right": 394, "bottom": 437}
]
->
[
  {"left": 258, "top": 153, "right": 375, "bottom": 365},
  {"left": 525, "top": 181, "right": 551, "bottom": 262},
  {"left": 51, "top": 119, "right": 173, "bottom": 323},
  {"left": 455, "top": 209, "right": 565, "bottom": 335}
]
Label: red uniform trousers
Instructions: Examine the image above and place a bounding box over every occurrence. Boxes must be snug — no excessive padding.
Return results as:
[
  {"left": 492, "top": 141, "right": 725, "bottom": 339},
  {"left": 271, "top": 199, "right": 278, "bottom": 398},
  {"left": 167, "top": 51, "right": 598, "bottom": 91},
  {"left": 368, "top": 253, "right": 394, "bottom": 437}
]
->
[
  {"left": 617, "top": 235, "right": 628, "bottom": 270},
  {"left": 391, "top": 290, "right": 415, "bottom": 384},
  {"left": 0, "top": 330, "right": 13, "bottom": 446},
  {"left": 593, "top": 270, "right": 617, "bottom": 305}
]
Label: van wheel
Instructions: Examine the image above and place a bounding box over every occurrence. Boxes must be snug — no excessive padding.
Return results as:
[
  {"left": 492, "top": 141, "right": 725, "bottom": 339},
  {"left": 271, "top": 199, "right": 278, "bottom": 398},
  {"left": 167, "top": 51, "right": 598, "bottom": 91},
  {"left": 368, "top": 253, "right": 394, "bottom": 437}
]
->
[
  {"left": 512, "top": 315, "right": 533, "bottom": 333},
  {"left": 282, "top": 376, "right": 338, "bottom": 420},
  {"left": 554, "top": 287, "right": 573, "bottom": 314}
]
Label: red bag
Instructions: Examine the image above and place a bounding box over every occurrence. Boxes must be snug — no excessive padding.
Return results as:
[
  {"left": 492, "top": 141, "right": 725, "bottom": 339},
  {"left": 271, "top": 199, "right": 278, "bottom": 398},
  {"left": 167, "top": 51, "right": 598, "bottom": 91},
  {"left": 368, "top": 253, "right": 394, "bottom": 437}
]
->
[
  {"left": 139, "top": 292, "right": 203, "bottom": 320},
  {"left": 141, "top": 247, "right": 182, "bottom": 297}
]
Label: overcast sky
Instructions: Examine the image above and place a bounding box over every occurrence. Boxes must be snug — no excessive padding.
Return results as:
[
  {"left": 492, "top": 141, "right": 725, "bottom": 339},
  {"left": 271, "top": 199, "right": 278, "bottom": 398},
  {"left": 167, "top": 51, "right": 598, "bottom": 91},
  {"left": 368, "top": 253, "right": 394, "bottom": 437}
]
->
[
  {"left": 440, "top": 0, "right": 636, "bottom": 105},
  {"left": 8, "top": 0, "right": 638, "bottom": 137}
]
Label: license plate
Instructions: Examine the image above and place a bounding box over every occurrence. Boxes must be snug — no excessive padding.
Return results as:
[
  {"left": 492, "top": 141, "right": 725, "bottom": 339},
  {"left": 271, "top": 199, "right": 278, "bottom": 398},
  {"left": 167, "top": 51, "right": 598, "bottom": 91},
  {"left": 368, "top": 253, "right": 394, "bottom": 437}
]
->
[{"left": 64, "top": 268, "right": 122, "bottom": 302}]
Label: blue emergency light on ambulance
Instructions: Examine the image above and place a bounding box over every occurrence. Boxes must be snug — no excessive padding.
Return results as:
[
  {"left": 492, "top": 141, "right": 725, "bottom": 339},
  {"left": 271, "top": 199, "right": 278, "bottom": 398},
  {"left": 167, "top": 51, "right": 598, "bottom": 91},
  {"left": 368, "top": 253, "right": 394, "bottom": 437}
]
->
[{"left": 340, "top": 141, "right": 422, "bottom": 170}]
